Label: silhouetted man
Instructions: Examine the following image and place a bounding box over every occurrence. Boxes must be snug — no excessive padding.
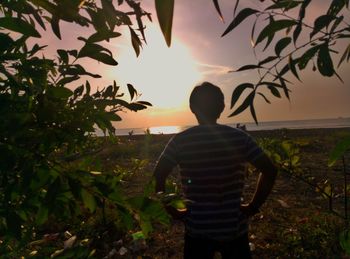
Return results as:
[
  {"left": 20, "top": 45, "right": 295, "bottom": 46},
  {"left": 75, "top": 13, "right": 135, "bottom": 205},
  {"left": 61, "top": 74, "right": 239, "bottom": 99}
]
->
[{"left": 154, "top": 82, "right": 277, "bottom": 259}]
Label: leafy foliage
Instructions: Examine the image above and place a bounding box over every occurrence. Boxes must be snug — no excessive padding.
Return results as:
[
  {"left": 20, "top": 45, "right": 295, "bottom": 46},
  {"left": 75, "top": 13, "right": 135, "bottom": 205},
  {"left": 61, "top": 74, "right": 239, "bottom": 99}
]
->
[
  {"left": 221, "top": 0, "right": 350, "bottom": 123},
  {"left": 155, "top": 0, "right": 174, "bottom": 47},
  {"left": 257, "top": 137, "right": 339, "bottom": 211},
  {"left": 272, "top": 211, "right": 342, "bottom": 258},
  {"left": 156, "top": 0, "right": 350, "bottom": 123},
  {"left": 0, "top": 0, "right": 169, "bottom": 257},
  {"left": 329, "top": 136, "right": 350, "bottom": 166}
]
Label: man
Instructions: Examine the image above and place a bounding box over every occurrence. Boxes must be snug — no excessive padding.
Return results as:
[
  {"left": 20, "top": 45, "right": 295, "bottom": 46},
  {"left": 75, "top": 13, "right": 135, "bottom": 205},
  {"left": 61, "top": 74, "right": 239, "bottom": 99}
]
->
[{"left": 154, "top": 82, "right": 277, "bottom": 259}]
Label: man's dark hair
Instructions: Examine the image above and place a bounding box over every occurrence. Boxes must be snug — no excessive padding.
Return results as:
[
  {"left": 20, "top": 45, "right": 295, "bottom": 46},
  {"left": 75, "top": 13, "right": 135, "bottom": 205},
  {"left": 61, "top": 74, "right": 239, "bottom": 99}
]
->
[{"left": 189, "top": 82, "right": 225, "bottom": 120}]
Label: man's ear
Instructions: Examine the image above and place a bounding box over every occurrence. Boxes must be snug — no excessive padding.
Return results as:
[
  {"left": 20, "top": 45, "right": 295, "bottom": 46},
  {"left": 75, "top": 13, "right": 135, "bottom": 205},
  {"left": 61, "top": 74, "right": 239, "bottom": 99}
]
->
[
  {"left": 190, "top": 103, "right": 196, "bottom": 114},
  {"left": 217, "top": 102, "right": 225, "bottom": 118}
]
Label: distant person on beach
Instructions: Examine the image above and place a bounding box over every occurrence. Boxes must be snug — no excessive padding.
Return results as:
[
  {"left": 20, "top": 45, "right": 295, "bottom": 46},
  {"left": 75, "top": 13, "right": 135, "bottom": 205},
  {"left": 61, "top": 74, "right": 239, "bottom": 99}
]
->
[
  {"left": 154, "top": 82, "right": 277, "bottom": 259},
  {"left": 236, "top": 123, "right": 247, "bottom": 131}
]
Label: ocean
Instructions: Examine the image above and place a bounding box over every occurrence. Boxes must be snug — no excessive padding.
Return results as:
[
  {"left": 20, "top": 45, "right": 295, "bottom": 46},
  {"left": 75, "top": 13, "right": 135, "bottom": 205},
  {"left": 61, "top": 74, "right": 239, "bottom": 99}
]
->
[{"left": 111, "top": 117, "right": 350, "bottom": 136}]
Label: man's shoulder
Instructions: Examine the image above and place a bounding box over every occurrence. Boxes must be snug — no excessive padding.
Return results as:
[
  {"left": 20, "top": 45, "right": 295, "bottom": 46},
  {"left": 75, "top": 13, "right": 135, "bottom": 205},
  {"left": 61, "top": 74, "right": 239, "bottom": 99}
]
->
[{"left": 175, "top": 124, "right": 249, "bottom": 139}]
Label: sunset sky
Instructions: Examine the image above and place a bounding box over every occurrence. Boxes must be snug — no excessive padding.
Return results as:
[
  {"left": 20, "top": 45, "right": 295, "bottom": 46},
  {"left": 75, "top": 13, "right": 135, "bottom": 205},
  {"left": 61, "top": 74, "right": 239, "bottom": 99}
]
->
[{"left": 43, "top": 0, "right": 350, "bottom": 129}]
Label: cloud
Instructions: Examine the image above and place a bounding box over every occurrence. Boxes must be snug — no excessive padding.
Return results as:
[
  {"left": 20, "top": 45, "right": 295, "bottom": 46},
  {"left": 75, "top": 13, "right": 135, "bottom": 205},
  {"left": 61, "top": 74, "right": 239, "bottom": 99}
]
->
[{"left": 196, "top": 62, "right": 231, "bottom": 76}]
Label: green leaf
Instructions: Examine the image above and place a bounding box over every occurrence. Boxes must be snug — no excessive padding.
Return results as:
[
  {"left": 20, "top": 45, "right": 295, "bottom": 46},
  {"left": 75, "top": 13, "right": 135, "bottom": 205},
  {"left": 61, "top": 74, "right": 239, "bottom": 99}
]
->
[
  {"left": 317, "top": 44, "right": 334, "bottom": 77},
  {"left": 212, "top": 0, "right": 224, "bottom": 22},
  {"left": 36, "top": 206, "right": 48, "bottom": 225},
  {"left": 78, "top": 42, "right": 113, "bottom": 58},
  {"left": 339, "top": 230, "right": 350, "bottom": 255},
  {"left": 234, "top": 64, "right": 261, "bottom": 72},
  {"left": 278, "top": 76, "right": 290, "bottom": 100},
  {"left": 0, "top": 17, "right": 41, "bottom": 38},
  {"left": 127, "top": 83, "right": 137, "bottom": 100},
  {"left": 48, "top": 87, "right": 73, "bottom": 99},
  {"left": 132, "top": 231, "right": 146, "bottom": 240},
  {"left": 230, "top": 83, "right": 254, "bottom": 109},
  {"left": 29, "top": 44, "right": 47, "bottom": 57},
  {"left": 105, "top": 112, "right": 122, "bottom": 121},
  {"left": 87, "top": 8, "right": 109, "bottom": 33},
  {"left": 103, "top": 85, "right": 113, "bottom": 98},
  {"left": 297, "top": 45, "right": 320, "bottom": 70},
  {"left": 279, "top": 63, "right": 290, "bottom": 77},
  {"left": 74, "top": 85, "right": 84, "bottom": 97},
  {"left": 126, "top": 103, "right": 148, "bottom": 111},
  {"left": 266, "top": 0, "right": 302, "bottom": 11},
  {"left": 68, "top": 49, "right": 78, "bottom": 58},
  {"left": 330, "top": 15, "right": 344, "bottom": 34},
  {"left": 60, "top": 64, "right": 101, "bottom": 78},
  {"left": 81, "top": 189, "right": 97, "bottom": 213},
  {"left": 298, "top": 0, "right": 311, "bottom": 21},
  {"left": 119, "top": 210, "right": 134, "bottom": 230},
  {"left": 263, "top": 15, "right": 275, "bottom": 51},
  {"left": 169, "top": 199, "right": 186, "bottom": 210},
  {"left": 288, "top": 55, "right": 300, "bottom": 81},
  {"left": 142, "top": 198, "right": 170, "bottom": 226},
  {"left": 222, "top": 8, "right": 259, "bottom": 37},
  {"left": 139, "top": 214, "right": 153, "bottom": 237},
  {"left": 258, "top": 56, "right": 278, "bottom": 66},
  {"left": 256, "top": 20, "right": 297, "bottom": 46},
  {"left": 328, "top": 136, "right": 350, "bottom": 166},
  {"left": 258, "top": 92, "right": 271, "bottom": 104},
  {"left": 275, "top": 37, "right": 291, "bottom": 56},
  {"left": 250, "top": 16, "right": 258, "bottom": 47},
  {"left": 291, "top": 155, "right": 300, "bottom": 166},
  {"left": 250, "top": 102, "right": 258, "bottom": 124},
  {"left": 85, "top": 80, "right": 91, "bottom": 95},
  {"left": 129, "top": 27, "right": 141, "bottom": 57},
  {"left": 293, "top": 22, "right": 302, "bottom": 44},
  {"left": 327, "top": 0, "right": 347, "bottom": 16},
  {"left": 33, "top": 8, "right": 46, "bottom": 30},
  {"left": 58, "top": 76, "right": 80, "bottom": 85},
  {"left": 233, "top": 0, "right": 240, "bottom": 17},
  {"left": 89, "top": 52, "right": 118, "bottom": 66},
  {"left": 57, "top": 49, "right": 69, "bottom": 63},
  {"left": 268, "top": 85, "right": 281, "bottom": 98},
  {"left": 338, "top": 43, "right": 350, "bottom": 68},
  {"left": 229, "top": 91, "right": 255, "bottom": 117},
  {"left": 337, "top": 33, "right": 350, "bottom": 39},
  {"left": 0, "top": 33, "right": 14, "bottom": 52},
  {"left": 101, "top": 0, "right": 117, "bottom": 30},
  {"left": 133, "top": 3, "right": 148, "bottom": 43},
  {"left": 310, "top": 15, "right": 335, "bottom": 38},
  {"left": 137, "top": 101, "right": 153, "bottom": 106},
  {"left": 88, "top": 31, "right": 121, "bottom": 43},
  {"left": 155, "top": 0, "right": 174, "bottom": 47},
  {"left": 323, "top": 184, "right": 332, "bottom": 198},
  {"left": 258, "top": 81, "right": 283, "bottom": 89},
  {"left": 51, "top": 16, "right": 61, "bottom": 39}
]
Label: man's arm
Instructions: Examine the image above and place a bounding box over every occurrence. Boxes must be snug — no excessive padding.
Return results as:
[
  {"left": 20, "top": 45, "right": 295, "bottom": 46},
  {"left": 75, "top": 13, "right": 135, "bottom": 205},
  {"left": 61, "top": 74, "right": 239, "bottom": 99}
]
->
[
  {"left": 154, "top": 158, "right": 188, "bottom": 220},
  {"left": 241, "top": 153, "right": 277, "bottom": 217},
  {"left": 154, "top": 158, "right": 175, "bottom": 193}
]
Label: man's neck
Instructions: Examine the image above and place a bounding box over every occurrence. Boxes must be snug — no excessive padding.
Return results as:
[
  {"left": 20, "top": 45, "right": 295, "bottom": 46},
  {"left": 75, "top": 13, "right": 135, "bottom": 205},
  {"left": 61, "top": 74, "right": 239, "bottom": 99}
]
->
[{"left": 197, "top": 118, "right": 218, "bottom": 125}]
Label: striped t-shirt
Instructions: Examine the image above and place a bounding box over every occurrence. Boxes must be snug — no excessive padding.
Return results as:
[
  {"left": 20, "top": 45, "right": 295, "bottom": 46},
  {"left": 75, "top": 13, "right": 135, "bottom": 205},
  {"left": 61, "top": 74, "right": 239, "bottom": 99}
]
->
[{"left": 159, "top": 124, "right": 264, "bottom": 241}]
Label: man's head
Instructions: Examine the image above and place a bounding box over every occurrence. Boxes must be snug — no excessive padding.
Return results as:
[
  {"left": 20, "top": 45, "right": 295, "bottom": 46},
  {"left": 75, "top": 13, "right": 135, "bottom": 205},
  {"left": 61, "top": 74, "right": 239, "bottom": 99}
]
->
[{"left": 189, "top": 82, "right": 225, "bottom": 123}]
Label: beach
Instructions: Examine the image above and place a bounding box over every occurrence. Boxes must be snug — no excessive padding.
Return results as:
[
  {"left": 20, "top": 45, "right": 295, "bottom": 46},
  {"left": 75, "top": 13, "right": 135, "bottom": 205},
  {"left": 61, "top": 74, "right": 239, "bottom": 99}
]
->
[{"left": 95, "top": 127, "right": 350, "bottom": 258}]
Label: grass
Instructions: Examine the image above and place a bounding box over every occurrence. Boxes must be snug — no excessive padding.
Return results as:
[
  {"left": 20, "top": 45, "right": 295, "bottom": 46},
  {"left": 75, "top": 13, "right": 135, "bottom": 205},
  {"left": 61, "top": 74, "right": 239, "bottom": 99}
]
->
[{"left": 6, "top": 127, "right": 349, "bottom": 258}]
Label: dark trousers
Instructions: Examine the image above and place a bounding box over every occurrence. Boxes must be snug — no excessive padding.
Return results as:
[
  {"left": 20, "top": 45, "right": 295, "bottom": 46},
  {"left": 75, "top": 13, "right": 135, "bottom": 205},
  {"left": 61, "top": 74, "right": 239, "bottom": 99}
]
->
[{"left": 184, "top": 233, "right": 252, "bottom": 259}]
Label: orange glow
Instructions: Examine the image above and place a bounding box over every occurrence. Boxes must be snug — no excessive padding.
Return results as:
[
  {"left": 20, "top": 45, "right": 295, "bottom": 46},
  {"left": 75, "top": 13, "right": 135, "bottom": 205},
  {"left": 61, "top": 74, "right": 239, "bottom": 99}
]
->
[
  {"left": 113, "top": 24, "right": 201, "bottom": 109},
  {"left": 149, "top": 125, "right": 182, "bottom": 135}
]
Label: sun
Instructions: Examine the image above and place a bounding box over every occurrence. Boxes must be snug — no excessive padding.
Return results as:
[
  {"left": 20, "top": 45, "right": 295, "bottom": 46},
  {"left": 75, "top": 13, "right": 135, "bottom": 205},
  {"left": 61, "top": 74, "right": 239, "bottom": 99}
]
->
[{"left": 112, "top": 24, "right": 201, "bottom": 109}]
